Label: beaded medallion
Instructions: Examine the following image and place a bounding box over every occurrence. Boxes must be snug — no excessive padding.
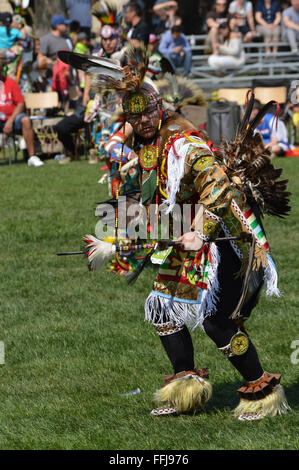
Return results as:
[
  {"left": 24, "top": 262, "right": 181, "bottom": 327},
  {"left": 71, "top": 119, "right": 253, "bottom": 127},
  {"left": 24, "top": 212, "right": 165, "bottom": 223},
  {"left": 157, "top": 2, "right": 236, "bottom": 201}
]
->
[{"left": 139, "top": 145, "right": 158, "bottom": 170}]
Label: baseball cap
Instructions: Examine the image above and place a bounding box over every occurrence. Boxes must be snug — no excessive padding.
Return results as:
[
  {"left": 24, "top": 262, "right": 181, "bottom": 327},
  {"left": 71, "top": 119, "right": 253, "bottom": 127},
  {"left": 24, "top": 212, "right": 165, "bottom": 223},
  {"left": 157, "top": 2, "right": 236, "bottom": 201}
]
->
[
  {"left": 51, "top": 14, "right": 70, "bottom": 28},
  {"left": 149, "top": 34, "right": 159, "bottom": 44},
  {"left": 0, "top": 12, "right": 12, "bottom": 25},
  {"left": 77, "top": 31, "right": 88, "bottom": 41}
]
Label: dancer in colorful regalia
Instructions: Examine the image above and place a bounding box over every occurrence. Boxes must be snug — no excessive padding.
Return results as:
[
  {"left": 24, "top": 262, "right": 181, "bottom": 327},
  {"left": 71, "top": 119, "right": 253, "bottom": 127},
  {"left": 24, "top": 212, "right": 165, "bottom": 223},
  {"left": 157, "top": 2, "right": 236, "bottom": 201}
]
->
[{"left": 58, "top": 44, "right": 291, "bottom": 421}]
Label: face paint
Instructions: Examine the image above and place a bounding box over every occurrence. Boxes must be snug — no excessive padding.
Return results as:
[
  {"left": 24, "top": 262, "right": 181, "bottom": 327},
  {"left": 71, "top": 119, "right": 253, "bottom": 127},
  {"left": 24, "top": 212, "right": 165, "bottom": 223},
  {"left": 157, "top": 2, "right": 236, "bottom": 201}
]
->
[{"left": 126, "top": 104, "right": 160, "bottom": 140}]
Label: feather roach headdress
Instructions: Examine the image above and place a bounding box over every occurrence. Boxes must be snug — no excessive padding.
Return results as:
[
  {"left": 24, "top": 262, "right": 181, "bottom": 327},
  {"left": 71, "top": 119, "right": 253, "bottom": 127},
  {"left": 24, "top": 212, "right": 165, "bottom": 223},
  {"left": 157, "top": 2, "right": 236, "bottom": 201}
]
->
[
  {"left": 58, "top": 44, "right": 159, "bottom": 114},
  {"left": 222, "top": 91, "right": 291, "bottom": 218},
  {"left": 90, "top": 0, "right": 127, "bottom": 26}
]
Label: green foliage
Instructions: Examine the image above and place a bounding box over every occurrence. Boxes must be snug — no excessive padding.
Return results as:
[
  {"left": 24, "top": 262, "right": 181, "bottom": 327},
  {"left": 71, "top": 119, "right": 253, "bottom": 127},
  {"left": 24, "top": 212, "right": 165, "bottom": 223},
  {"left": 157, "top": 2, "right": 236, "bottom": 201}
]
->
[{"left": 0, "top": 158, "right": 298, "bottom": 450}]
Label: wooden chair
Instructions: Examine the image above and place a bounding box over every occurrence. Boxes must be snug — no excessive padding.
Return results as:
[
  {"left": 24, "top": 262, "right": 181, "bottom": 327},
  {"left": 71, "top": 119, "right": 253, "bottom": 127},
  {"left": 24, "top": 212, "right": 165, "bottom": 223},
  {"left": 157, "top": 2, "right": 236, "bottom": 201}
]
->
[
  {"left": 253, "top": 86, "right": 287, "bottom": 105},
  {"left": 24, "top": 91, "right": 59, "bottom": 115},
  {"left": 217, "top": 88, "right": 251, "bottom": 106}
]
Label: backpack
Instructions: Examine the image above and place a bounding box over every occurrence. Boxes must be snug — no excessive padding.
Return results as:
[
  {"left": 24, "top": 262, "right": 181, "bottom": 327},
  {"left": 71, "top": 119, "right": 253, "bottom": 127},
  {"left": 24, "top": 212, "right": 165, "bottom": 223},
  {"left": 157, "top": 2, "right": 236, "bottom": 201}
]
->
[{"left": 207, "top": 99, "right": 241, "bottom": 145}]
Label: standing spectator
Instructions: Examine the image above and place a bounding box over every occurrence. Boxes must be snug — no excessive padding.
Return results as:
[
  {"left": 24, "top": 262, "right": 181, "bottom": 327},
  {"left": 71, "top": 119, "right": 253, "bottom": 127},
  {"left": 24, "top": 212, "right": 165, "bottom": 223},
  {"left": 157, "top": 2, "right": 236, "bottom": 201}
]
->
[
  {"left": 69, "top": 20, "right": 81, "bottom": 47},
  {"left": 37, "top": 15, "right": 72, "bottom": 71},
  {"left": 66, "top": 0, "right": 95, "bottom": 40},
  {"left": 255, "top": 1, "right": 281, "bottom": 55},
  {"left": 51, "top": 56, "right": 72, "bottom": 113},
  {"left": 11, "top": 14, "right": 32, "bottom": 52},
  {"left": 152, "top": 1, "right": 182, "bottom": 35},
  {"left": 54, "top": 24, "right": 123, "bottom": 164},
  {"left": 208, "top": 20, "right": 245, "bottom": 71},
  {"left": 228, "top": 0, "right": 256, "bottom": 43},
  {"left": 0, "top": 52, "right": 43, "bottom": 167},
  {"left": 147, "top": 33, "right": 163, "bottom": 79},
  {"left": 158, "top": 24, "right": 192, "bottom": 76},
  {"left": 124, "top": 2, "right": 150, "bottom": 46},
  {"left": 73, "top": 32, "right": 90, "bottom": 90},
  {"left": 206, "top": 0, "right": 229, "bottom": 52},
  {"left": 176, "top": 0, "right": 202, "bottom": 35},
  {"left": 282, "top": 0, "right": 299, "bottom": 53}
]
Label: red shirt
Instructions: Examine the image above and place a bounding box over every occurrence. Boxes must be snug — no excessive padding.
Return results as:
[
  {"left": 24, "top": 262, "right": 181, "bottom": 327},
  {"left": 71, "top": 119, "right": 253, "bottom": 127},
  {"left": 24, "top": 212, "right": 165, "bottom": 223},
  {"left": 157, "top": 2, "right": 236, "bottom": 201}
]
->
[{"left": 0, "top": 76, "right": 24, "bottom": 120}]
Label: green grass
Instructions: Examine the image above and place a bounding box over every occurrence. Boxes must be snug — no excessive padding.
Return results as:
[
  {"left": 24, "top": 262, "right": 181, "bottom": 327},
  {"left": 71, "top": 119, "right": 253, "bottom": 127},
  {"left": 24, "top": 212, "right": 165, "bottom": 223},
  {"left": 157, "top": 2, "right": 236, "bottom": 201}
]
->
[{"left": 0, "top": 157, "right": 298, "bottom": 450}]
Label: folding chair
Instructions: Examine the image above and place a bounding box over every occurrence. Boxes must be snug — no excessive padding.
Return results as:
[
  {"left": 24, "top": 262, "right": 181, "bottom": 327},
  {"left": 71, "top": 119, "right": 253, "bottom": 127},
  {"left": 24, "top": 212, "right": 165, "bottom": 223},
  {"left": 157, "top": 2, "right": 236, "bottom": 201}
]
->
[
  {"left": 217, "top": 88, "right": 251, "bottom": 106},
  {"left": 0, "top": 133, "right": 18, "bottom": 165},
  {"left": 24, "top": 91, "right": 64, "bottom": 155},
  {"left": 253, "top": 86, "right": 287, "bottom": 105}
]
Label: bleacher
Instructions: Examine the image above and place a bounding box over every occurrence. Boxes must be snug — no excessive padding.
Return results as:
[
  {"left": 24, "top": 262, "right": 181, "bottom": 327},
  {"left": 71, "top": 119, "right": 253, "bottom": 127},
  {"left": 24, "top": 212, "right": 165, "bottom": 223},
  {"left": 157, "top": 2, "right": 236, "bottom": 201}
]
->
[{"left": 186, "top": 34, "right": 299, "bottom": 90}]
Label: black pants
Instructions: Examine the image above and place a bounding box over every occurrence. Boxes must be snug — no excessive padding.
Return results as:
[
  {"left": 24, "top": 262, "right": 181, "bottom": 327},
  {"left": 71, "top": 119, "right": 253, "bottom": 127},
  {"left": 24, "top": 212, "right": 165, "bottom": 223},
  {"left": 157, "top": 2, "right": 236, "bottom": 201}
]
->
[
  {"left": 54, "top": 114, "right": 90, "bottom": 154},
  {"left": 159, "top": 241, "right": 264, "bottom": 382}
]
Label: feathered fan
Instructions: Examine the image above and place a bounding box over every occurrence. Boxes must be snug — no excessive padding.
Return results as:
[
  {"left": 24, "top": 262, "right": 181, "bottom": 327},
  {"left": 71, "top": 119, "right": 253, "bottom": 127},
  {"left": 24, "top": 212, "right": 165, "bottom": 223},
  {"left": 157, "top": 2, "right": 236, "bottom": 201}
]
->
[
  {"left": 222, "top": 91, "right": 291, "bottom": 218},
  {"left": 155, "top": 57, "right": 206, "bottom": 111}
]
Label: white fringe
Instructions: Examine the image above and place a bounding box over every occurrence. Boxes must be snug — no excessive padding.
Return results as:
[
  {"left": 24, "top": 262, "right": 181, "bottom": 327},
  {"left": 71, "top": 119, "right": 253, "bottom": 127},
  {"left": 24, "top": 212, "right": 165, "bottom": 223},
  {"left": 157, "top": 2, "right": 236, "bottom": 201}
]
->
[
  {"left": 193, "top": 242, "right": 221, "bottom": 330},
  {"left": 264, "top": 255, "right": 280, "bottom": 297},
  {"left": 145, "top": 243, "right": 221, "bottom": 331},
  {"left": 161, "top": 137, "right": 211, "bottom": 214}
]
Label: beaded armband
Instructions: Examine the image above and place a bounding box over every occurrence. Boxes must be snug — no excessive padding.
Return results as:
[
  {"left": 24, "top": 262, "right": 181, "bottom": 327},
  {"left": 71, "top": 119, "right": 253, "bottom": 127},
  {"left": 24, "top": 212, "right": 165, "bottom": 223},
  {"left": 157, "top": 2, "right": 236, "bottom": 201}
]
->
[{"left": 219, "top": 331, "right": 249, "bottom": 358}]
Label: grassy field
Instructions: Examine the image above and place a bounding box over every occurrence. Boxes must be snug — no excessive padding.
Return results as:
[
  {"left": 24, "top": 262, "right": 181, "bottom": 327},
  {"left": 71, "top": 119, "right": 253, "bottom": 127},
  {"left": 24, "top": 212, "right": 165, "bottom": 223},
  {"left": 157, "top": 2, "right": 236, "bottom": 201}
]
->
[{"left": 0, "top": 156, "right": 298, "bottom": 450}]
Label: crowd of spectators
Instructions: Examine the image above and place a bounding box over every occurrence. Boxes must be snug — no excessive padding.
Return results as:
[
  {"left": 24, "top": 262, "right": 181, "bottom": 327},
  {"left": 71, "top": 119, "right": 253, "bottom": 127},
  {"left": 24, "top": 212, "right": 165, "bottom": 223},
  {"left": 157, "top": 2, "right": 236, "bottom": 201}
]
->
[{"left": 0, "top": 0, "right": 299, "bottom": 166}]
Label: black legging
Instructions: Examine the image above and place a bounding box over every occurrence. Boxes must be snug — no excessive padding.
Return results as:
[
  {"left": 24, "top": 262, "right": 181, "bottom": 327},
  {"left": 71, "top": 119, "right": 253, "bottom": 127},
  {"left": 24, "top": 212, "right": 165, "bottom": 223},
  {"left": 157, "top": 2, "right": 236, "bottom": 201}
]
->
[
  {"left": 159, "top": 241, "right": 264, "bottom": 382},
  {"left": 54, "top": 114, "right": 90, "bottom": 154}
]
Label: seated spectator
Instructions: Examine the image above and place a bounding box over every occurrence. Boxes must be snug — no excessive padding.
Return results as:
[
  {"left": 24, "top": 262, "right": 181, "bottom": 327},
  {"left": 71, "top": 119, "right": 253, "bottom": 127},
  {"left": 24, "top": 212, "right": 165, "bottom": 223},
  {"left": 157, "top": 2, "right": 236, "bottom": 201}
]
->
[
  {"left": 158, "top": 25, "right": 192, "bottom": 76},
  {"left": 0, "top": 52, "right": 43, "bottom": 167},
  {"left": 208, "top": 19, "right": 245, "bottom": 72},
  {"left": 282, "top": 0, "right": 299, "bottom": 53},
  {"left": 249, "top": 99, "right": 290, "bottom": 157},
  {"left": 124, "top": 2, "right": 150, "bottom": 46},
  {"left": 205, "top": 0, "right": 229, "bottom": 53},
  {"left": 37, "top": 15, "right": 72, "bottom": 71},
  {"left": 0, "top": 11, "right": 26, "bottom": 50},
  {"left": 255, "top": 1, "right": 281, "bottom": 54},
  {"left": 228, "top": 0, "right": 256, "bottom": 43},
  {"left": 152, "top": 0, "right": 182, "bottom": 35}
]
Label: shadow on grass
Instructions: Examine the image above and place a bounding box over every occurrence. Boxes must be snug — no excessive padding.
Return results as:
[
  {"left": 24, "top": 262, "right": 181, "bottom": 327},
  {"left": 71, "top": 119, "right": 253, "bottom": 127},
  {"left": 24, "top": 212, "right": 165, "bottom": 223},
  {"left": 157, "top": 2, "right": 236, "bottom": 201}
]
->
[
  {"left": 284, "top": 382, "right": 299, "bottom": 411},
  {"left": 205, "top": 380, "right": 299, "bottom": 414},
  {"left": 205, "top": 380, "right": 240, "bottom": 413}
]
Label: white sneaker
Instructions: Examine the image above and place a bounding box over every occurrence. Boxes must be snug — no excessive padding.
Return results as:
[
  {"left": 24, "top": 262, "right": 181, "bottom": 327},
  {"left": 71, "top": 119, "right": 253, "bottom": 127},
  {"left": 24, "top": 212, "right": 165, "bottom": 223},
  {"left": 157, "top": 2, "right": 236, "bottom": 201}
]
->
[
  {"left": 54, "top": 154, "right": 66, "bottom": 161},
  {"left": 28, "top": 156, "right": 44, "bottom": 167}
]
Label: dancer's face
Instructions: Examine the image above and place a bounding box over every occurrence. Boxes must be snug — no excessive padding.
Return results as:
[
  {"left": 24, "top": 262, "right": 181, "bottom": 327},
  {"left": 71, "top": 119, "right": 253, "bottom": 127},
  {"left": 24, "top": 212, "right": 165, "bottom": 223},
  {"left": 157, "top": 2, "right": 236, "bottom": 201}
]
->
[
  {"left": 126, "top": 103, "right": 161, "bottom": 140},
  {"left": 102, "top": 37, "right": 118, "bottom": 55}
]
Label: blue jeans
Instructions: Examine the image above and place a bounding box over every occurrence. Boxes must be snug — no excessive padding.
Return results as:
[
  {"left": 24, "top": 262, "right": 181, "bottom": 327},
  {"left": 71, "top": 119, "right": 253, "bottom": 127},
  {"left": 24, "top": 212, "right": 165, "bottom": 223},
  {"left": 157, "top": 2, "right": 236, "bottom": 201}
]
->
[
  {"left": 164, "top": 50, "right": 192, "bottom": 76},
  {"left": 0, "top": 112, "right": 27, "bottom": 134}
]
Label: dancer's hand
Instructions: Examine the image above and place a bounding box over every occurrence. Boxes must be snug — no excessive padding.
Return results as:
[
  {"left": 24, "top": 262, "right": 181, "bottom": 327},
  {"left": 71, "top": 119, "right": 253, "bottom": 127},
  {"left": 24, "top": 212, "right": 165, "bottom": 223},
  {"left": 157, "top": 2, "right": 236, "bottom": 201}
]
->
[{"left": 175, "top": 232, "right": 203, "bottom": 251}]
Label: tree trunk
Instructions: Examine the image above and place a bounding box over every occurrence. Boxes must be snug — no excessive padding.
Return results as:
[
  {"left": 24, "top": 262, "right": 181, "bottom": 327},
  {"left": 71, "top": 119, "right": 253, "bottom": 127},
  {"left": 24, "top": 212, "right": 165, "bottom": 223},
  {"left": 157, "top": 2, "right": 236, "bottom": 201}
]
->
[{"left": 32, "top": 0, "right": 67, "bottom": 37}]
